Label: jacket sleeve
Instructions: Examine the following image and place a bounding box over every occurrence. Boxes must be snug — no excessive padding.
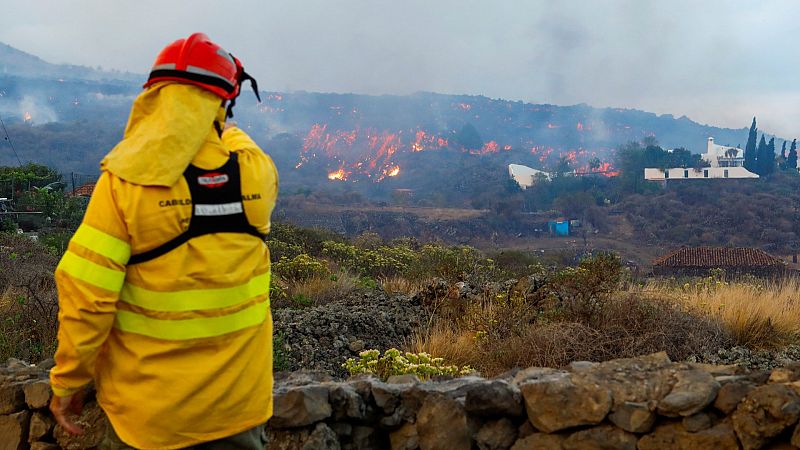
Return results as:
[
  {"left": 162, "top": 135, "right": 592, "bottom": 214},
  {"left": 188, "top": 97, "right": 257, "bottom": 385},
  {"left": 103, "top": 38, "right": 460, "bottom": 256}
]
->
[{"left": 50, "top": 172, "right": 130, "bottom": 397}]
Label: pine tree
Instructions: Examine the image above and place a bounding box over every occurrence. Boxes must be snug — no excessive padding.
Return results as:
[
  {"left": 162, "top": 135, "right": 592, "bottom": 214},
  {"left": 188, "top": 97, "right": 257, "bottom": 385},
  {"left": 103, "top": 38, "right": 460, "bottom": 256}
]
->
[
  {"left": 788, "top": 139, "right": 798, "bottom": 171},
  {"left": 782, "top": 141, "right": 787, "bottom": 159},
  {"left": 744, "top": 117, "right": 758, "bottom": 171},
  {"left": 764, "top": 137, "right": 776, "bottom": 175},
  {"left": 755, "top": 134, "right": 767, "bottom": 175}
]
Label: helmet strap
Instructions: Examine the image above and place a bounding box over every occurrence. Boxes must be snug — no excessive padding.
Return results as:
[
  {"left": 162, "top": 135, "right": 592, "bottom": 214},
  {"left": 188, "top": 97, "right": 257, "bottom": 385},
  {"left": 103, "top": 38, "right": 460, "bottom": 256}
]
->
[{"left": 225, "top": 67, "right": 262, "bottom": 119}]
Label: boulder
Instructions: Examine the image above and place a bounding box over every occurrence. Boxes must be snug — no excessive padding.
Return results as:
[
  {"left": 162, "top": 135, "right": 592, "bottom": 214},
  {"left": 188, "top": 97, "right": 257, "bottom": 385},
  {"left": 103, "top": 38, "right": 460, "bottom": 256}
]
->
[
  {"left": 329, "top": 384, "right": 365, "bottom": 420},
  {"left": 657, "top": 369, "right": 719, "bottom": 417},
  {"left": 714, "top": 380, "right": 756, "bottom": 414},
  {"left": 389, "top": 422, "right": 418, "bottom": 450},
  {"left": 23, "top": 381, "right": 52, "bottom": 409},
  {"left": 607, "top": 401, "right": 656, "bottom": 433},
  {"left": 681, "top": 412, "right": 713, "bottom": 433},
  {"left": 0, "top": 383, "right": 25, "bottom": 415},
  {"left": 732, "top": 384, "right": 800, "bottom": 450},
  {"left": 350, "top": 426, "right": 385, "bottom": 449},
  {"left": 53, "top": 401, "right": 107, "bottom": 450},
  {"left": 416, "top": 394, "right": 471, "bottom": 450},
  {"left": 510, "top": 433, "right": 565, "bottom": 450},
  {"left": 639, "top": 421, "right": 739, "bottom": 450},
  {"left": 475, "top": 418, "right": 517, "bottom": 450},
  {"left": 520, "top": 372, "right": 612, "bottom": 433},
  {"left": 270, "top": 385, "right": 332, "bottom": 428},
  {"left": 562, "top": 424, "right": 638, "bottom": 450},
  {"left": 465, "top": 380, "right": 523, "bottom": 417},
  {"left": 28, "top": 411, "right": 55, "bottom": 442},
  {"left": 303, "top": 423, "right": 341, "bottom": 450},
  {"left": 0, "top": 410, "right": 30, "bottom": 450}
]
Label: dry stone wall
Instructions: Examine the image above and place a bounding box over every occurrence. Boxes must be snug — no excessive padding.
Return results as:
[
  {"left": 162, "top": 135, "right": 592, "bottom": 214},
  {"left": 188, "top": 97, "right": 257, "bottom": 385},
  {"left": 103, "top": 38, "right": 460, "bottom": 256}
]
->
[{"left": 7, "top": 353, "right": 800, "bottom": 449}]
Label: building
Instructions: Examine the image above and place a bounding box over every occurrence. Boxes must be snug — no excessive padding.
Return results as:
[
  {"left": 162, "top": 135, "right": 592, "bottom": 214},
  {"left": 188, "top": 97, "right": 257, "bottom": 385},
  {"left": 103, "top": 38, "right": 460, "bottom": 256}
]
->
[
  {"left": 653, "top": 247, "right": 786, "bottom": 278},
  {"left": 644, "top": 167, "right": 758, "bottom": 181},
  {"left": 703, "top": 137, "right": 744, "bottom": 168},
  {"left": 644, "top": 137, "right": 758, "bottom": 181},
  {"left": 508, "top": 164, "right": 551, "bottom": 189}
]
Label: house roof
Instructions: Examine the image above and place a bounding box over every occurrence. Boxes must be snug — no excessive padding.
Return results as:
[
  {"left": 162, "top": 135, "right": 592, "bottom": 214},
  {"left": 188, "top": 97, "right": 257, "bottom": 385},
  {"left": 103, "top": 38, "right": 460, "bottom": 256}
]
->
[
  {"left": 653, "top": 247, "right": 785, "bottom": 268},
  {"left": 71, "top": 182, "right": 96, "bottom": 197}
]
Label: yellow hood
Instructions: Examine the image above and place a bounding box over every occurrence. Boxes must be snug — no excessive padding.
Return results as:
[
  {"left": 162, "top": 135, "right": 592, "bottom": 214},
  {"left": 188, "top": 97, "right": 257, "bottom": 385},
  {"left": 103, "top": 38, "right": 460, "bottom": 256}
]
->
[{"left": 101, "top": 82, "right": 226, "bottom": 186}]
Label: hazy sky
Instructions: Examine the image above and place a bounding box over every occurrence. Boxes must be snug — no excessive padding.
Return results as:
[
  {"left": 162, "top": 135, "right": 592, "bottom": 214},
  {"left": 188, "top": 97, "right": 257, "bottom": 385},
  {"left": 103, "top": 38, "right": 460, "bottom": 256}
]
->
[{"left": 2, "top": 0, "right": 799, "bottom": 137}]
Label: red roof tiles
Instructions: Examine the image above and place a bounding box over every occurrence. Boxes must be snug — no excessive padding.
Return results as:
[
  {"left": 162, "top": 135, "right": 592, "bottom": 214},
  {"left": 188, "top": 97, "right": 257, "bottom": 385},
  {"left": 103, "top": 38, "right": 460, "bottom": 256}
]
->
[{"left": 653, "top": 247, "right": 785, "bottom": 268}]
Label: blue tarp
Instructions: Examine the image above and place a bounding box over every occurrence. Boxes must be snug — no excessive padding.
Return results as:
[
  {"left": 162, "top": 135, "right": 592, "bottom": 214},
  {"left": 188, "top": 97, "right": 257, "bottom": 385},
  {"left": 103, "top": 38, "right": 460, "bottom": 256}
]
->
[{"left": 548, "top": 220, "right": 570, "bottom": 236}]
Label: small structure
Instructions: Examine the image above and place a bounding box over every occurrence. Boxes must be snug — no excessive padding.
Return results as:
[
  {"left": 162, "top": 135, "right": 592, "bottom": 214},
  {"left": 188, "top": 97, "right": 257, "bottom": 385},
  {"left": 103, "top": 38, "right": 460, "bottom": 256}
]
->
[
  {"left": 547, "top": 219, "right": 570, "bottom": 236},
  {"left": 70, "top": 182, "right": 96, "bottom": 197},
  {"left": 653, "top": 247, "right": 786, "bottom": 278},
  {"left": 508, "top": 164, "right": 551, "bottom": 189}
]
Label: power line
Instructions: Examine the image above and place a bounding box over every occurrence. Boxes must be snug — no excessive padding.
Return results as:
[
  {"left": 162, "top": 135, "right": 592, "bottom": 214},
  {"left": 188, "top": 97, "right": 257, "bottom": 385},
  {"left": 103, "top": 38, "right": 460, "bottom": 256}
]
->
[{"left": 0, "top": 113, "right": 22, "bottom": 166}]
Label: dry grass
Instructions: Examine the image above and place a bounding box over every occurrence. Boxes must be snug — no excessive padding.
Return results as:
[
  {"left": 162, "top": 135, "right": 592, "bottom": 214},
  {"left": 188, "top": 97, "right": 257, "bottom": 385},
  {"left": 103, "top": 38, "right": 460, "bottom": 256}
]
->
[
  {"left": 639, "top": 278, "right": 800, "bottom": 349},
  {"left": 273, "top": 271, "right": 360, "bottom": 308},
  {"left": 380, "top": 276, "right": 426, "bottom": 296},
  {"left": 409, "top": 291, "right": 732, "bottom": 377}
]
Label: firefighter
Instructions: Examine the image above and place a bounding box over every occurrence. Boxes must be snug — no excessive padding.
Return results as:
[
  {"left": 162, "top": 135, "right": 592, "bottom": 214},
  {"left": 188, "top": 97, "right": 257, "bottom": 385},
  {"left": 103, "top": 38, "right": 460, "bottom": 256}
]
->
[{"left": 48, "top": 33, "right": 278, "bottom": 449}]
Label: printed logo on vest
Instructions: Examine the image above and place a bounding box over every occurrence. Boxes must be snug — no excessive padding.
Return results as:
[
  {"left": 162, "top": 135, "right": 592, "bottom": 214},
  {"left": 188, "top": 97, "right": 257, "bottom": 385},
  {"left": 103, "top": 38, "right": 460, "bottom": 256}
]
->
[{"left": 197, "top": 172, "right": 229, "bottom": 188}]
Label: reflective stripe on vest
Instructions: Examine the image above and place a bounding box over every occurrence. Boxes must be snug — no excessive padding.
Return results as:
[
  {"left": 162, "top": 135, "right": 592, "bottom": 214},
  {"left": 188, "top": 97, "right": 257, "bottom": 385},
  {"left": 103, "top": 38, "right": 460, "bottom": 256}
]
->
[
  {"left": 114, "top": 298, "right": 269, "bottom": 340},
  {"left": 120, "top": 272, "right": 270, "bottom": 312},
  {"left": 71, "top": 224, "right": 131, "bottom": 265},
  {"left": 57, "top": 251, "right": 126, "bottom": 292}
]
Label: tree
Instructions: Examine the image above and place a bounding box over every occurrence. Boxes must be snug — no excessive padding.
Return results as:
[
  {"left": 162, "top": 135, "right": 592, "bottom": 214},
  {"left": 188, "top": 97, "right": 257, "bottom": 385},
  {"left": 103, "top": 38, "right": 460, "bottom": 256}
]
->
[
  {"left": 782, "top": 141, "right": 788, "bottom": 159},
  {"left": 744, "top": 117, "right": 758, "bottom": 172},
  {"left": 453, "top": 123, "right": 483, "bottom": 150},
  {"left": 788, "top": 139, "right": 798, "bottom": 171},
  {"left": 765, "top": 137, "right": 776, "bottom": 175}
]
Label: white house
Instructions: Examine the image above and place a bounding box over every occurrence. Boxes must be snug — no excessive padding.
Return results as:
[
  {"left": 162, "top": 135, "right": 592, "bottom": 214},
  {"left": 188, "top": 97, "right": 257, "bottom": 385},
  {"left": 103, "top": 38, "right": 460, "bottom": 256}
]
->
[
  {"left": 644, "top": 167, "right": 758, "bottom": 181},
  {"left": 644, "top": 137, "right": 758, "bottom": 181},
  {"left": 702, "top": 137, "right": 744, "bottom": 168},
  {"left": 508, "top": 164, "right": 551, "bottom": 189}
]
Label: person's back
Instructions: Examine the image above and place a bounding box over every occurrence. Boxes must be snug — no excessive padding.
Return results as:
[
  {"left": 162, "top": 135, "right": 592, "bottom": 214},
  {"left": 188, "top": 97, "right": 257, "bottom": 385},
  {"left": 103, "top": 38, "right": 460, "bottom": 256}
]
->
[{"left": 48, "top": 34, "right": 277, "bottom": 449}]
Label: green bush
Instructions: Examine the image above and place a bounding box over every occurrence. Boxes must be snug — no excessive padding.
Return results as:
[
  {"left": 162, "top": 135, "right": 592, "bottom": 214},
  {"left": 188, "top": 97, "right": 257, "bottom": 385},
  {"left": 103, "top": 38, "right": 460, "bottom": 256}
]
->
[
  {"left": 273, "top": 254, "right": 330, "bottom": 282},
  {"left": 343, "top": 348, "right": 473, "bottom": 380},
  {"left": 322, "top": 241, "right": 417, "bottom": 278}
]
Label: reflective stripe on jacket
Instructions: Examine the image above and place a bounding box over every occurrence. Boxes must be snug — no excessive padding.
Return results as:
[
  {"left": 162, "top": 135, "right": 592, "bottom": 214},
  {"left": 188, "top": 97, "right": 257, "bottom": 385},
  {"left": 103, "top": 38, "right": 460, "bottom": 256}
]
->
[{"left": 50, "top": 126, "right": 278, "bottom": 450}]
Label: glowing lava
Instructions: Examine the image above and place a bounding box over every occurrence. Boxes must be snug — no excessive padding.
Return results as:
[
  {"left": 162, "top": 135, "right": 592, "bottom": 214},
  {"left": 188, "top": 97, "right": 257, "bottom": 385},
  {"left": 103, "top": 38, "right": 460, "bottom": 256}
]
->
[
  {"left": 327, "top": 168, "right": 348, "bottom": 181},
  {"left": 386, "top": 166, "right": 400, "bottom": 177}
]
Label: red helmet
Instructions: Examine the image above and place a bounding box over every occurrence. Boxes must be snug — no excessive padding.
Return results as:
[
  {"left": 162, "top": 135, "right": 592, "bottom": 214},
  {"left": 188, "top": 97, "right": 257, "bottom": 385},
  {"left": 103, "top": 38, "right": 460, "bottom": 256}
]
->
[{"left": 144, "top": 33, "right": 260, "bottom": 116}]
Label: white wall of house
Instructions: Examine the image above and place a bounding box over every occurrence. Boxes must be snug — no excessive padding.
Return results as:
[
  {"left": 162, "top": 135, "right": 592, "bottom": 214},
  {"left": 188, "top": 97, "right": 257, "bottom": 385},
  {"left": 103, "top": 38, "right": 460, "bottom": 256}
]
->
[
  {"left": 508, "top": 164, "right": 551, "bottom": 189},
  {"left": 644, "top": 167, "right": 759, "bottom": 180},
  {"left": 703, "top": 137, "right": 744, "bottom": 168}
]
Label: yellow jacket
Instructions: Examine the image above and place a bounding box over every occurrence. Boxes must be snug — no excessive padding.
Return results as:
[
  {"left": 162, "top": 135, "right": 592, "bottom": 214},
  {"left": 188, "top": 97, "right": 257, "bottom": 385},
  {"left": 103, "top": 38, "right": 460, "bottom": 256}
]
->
[{"left": 50, "top": 83, "right": 278, "bottom": 449}]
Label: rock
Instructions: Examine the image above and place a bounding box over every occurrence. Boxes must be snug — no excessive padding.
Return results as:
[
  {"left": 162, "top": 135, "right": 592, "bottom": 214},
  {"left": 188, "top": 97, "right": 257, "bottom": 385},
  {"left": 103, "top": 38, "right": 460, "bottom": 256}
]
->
[
  {"left": 511, "top": 367, "right": 562, "bottom": 386},
  {"left": 768, "top": 363, "right": 800, "bottom": 384},
  {"left": 465, "top": 380, "right": 523, "bottom": 417},
  {"left": 348, "top": 340, "right": 365, "bottom": 353},
  {"left": 520, "top": 372, "right": 612, "bottom": 433},
  {"left": 792, "top": 422, "right": 800, "bottom": 447},
  {"left": 475, "top": 418, "right": 517, "bottom": 450},
  {"left": 350, "top": 426, "right": 385, "bottom": 449},
  {"left": 0, "top": 383, "right": 25, "bottom": 414},
  {"left": 54, "top": 401, "right": 107, "bottom": 450},
  {"left": 36, "top": 359, "right": 55, "bottom": 371},
  {"left": 516, "top": 421, "right": 535, "bottom": 440},
  {"left": 303, "top": 423, "right": 341, "bottom": 450},
  {"left": 28, "top": 411, "right": 55, "bottom": 442},
  {"left": 639, "top": 421, "right": 739, "bottom": 450},
  {"left": 562, "top": 424, "right": 638, "bottom": 450},
  {"left": 372, "top": 382, "right": 402, "bottom": 414},
  {"left": 23, "top": 381, "right": 51, "bottom": 409},
  {"left": 416, "top": 394, "right": 471, "bottom": 450},
  {"left": 510, "top": 433, "right": 565, "bottom": 450},
  {"left": 657, "top": 369, "right": 719, "bottom": 417},
  {"left": 389, "top": 422, "right": 418, "bottom": 450},
  {"left": 714, "top": 380, "right": 756, "bottom": 414},
  {"left": 682, "top": 412, "right": 713, "bottom": 432},
  {"left": 330, "top": 422, "right": 352, "bottom": 439},
  {"left": 0, "top": 410, "right": 30, "bottom": 450},
  {"left": 732, "top": 384, "right": 800, "bottom": 450},
  {"left": 329, "top": 384, "right": 365, "bottom": 420},
  {"left": 270, "top": 385, "right": 332, "bottom": 428},
  {"left": 607, "top": 401, "right": 656, "bottom": 433},
  {"left": 386, "top": 374, "right": 420, "bottom": 385},
  {"left": 30, "top": 443, "right": 60, "bottom": 450}
]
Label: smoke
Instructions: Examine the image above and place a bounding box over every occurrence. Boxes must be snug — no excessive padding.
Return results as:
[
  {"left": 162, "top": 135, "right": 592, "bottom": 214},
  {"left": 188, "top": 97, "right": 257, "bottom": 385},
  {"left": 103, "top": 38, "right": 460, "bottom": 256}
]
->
[{"left": 18, "top": 95, "right": 58, "bottom": 123}]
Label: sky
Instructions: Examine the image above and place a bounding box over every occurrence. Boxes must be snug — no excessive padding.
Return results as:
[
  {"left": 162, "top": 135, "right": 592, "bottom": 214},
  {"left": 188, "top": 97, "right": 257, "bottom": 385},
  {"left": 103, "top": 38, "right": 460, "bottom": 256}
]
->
[{"left": 1, "top": 0, "right": 799, "bottom": 137}]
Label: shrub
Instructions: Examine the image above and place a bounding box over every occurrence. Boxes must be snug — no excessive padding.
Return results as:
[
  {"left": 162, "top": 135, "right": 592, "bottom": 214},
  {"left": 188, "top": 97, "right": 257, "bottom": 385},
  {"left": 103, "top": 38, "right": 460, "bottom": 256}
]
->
[
  {"left": 342, "top": 348, "right": 473, "bottom": 380},
  {"left": 273, "top": 254, "right": 329, "bottom": 282}
]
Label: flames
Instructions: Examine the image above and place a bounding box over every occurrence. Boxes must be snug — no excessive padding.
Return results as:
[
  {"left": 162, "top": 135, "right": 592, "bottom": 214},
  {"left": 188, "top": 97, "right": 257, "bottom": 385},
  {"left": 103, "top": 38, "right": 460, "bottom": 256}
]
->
[
  {"left": 23, "top": 112, "right": 32, "bottom": 122},
  {"left": 328, "top": 167, "right": 348, "bottom": 181}
]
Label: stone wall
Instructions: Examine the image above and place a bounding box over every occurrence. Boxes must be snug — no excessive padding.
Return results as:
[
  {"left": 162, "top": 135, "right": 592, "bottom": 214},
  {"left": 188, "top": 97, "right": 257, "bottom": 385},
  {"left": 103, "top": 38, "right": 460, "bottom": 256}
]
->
[{"left": 6, "top": 353, "right": 800, "bottom": 449}]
